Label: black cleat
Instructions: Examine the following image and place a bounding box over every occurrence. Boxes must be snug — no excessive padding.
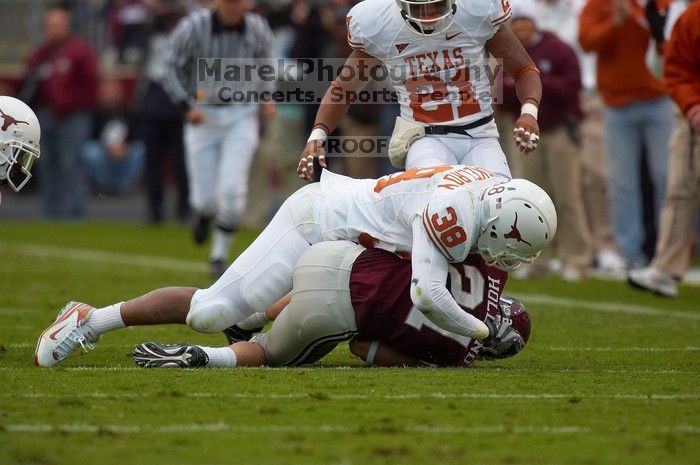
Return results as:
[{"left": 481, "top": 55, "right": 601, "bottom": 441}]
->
[
  {"left": 133, "top": 342, "right": 209, "bottom": 368},
  {"left": 223, "top": 324, "right": 263, "bottom": 345},
  {"left": 192, "top": 215, "right": 211, "bottom": 245},
  {"left": 210, "top": 259, "right": 228, "bottom": 279}
]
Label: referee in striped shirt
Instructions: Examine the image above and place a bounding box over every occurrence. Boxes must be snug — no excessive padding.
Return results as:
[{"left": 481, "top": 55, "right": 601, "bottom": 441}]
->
[{"left": 163, "top": 0, "right": 275, "bottom": 278}]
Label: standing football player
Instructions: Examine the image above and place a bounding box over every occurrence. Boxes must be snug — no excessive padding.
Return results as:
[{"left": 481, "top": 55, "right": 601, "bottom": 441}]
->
[
  {"left": 163, "top": 0, "right": 275, "bottom": 277},
  {"left": 0, "top": 96, "right": 41, "bottom": 196},
  {"left": 297, "top": 0, "right": 543, "bottom": 180}
]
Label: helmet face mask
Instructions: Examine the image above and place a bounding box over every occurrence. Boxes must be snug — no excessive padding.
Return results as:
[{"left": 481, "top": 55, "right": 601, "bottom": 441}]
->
[
  {"left": 478, "top": 295, "right": 531, "bottom": 360},
  {"left": 0, "top": 96, "right": 41, "bottom": 193},
  {"left": 396, "top": 0, "right": 457, "bottom": 35},
  {"left": 476, "top": 179, "right": 557, "bottom": 272},
  {"left": 0, "top": 139, "right": 39, "bottom": 192}
]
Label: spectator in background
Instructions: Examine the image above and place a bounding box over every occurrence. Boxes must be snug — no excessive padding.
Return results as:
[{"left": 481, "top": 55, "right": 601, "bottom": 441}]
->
[
  {"left": 288, "top": 0, "right": 335, "bottom": 139},
  {"left": 322, "top": 0, "right": 382, "bottom": 179},
  {"left": 135, "top": 0, "right": 189, "bottom": 223},
  {"left": 579, "top": 0, "right": 674, "bottom": 268},
  {"left": 503, "top": 1, "right": 593, "bottom": 281},
  {"left": 23, "top": 4, "right": 99, "bottom": 219},
  {"left": 82, "top": 79, "right": 145, "bottom": 194},
  {"left": 107, "top": 0, "right": 151, "bottom": 65},
  {"left": 533, "top": 0, "right": 626, "bottom": 275},
  {"left": 629, "top": 0, "right": 699, "bottom": 298}
]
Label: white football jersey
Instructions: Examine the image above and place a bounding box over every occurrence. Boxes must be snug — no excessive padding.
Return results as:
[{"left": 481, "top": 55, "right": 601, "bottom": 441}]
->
[
  {"left": 318, "top": 165, "right": 505, "bottom": 262},
  {"left": 347, "top": 0, "right": 511, "bottom": 130}
]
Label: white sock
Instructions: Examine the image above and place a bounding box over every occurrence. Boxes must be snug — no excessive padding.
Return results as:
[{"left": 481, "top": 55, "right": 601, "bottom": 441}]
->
[
  {"left": 210, "top": 228, "right": 234, "bottom": 261},
  {"left": 201, "top": 346, "right": 237, "bottom": 368},
  {"left": 86, "top": 303, "right": 126, "bottom": 335},
  {"left": 237, "top": 312, "right": 270, "bottom": 331}
]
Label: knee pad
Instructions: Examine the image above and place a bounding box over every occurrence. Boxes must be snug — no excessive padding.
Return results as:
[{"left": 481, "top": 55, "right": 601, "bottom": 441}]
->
[
  {"left": 190, "top": 193, "right": 216, "bottom": 217},
  {"left": 216, "top": 185, "right": 247, "bottom": 224},
  {"left": 186, "top": 295, "right": 235, "bottom": 334}
]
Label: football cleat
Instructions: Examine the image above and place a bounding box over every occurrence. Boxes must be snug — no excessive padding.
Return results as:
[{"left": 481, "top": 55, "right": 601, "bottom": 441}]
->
[
  {"left": 223, "top": 324, "right": 263, "bottom": 345},
  {"left": 34, "top": 302, "right": 100, "bottom": 367},
  {"left": 628, "top": 267, "right": 678, "bottom": 298},
  {"left": 133, "top": 342, "right": 209, "bottom": 368}
]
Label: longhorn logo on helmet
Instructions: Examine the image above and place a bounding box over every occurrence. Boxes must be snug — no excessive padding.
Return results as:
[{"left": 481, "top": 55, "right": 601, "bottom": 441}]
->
[
  {"left": 0, "top": 108, "right": 29, "bottom": 131},
  {"left": 504, "top": 212, "right": 532, "bottom": 247}
]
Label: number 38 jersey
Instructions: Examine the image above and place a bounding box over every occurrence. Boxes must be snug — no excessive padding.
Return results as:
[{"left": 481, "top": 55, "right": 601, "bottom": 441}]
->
[
  {"left": 346, "top": 0, "right": 511, "bottom": 131},
  {"left": 350, "top": 248, "right": 508, "bottom": 367},
  {"left": 318, "top": 165, "right": 505, "bottom": 264}
]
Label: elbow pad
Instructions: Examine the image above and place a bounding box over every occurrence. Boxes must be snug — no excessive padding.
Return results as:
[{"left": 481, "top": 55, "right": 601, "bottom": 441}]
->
[{"left": 410, "top": 279, "right": 438, "bottom": 314}]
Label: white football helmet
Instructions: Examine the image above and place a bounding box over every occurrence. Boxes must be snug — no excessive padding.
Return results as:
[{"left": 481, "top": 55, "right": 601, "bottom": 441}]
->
[
  {"left": 476, "top": 179, "right": 557, "bottom": 271},
  {"left": 0, "top": 96, "right": 40, "bottom": 192},
  {"left": 396, "top": 0, "right": 457, "bottom": 35}
]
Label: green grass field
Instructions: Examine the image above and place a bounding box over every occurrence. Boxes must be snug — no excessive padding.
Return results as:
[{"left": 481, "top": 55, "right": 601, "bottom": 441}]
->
[{"left": 1, "top": 222, "right": 699, "bottom": 465}]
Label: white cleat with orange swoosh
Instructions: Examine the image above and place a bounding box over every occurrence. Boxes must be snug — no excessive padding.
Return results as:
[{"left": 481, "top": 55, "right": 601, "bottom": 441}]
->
[{"left": 34, "top": 302, "right": 100, "bottom": 367}]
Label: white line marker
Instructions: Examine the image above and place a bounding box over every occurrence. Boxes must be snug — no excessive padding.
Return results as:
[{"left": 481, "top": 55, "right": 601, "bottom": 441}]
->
[
  {"left": 0, "top": 241, "right": 207, "bottom": 274},
  {"left": 6, "top": 343, "right": 137, "bottom": 349},
  {"left": 655, "top": 424, "right": 700, "bottom": 434},
  {"left": 2, "top": 242, "right": 698, "bottom": 320},
  {"left": 0, "top": 308, "right": 41, "bottom": 315},
  {"left": 0, "top": 423, "right": 592, "bottom": 435},
  {"left": 5, "top": 343, "right": 700, "bottom": 354},
  {"left": 3, "top": 392, "right": 697, "bottom": 401},
  {"left": 0, "top": 364, "right": 697, "bottom": 375},
  {"left": 514, "top": 293, "right": 700, "bottom": 320},
  {"left": 543, "top": 346, "right": 700, "bottom": 352},
  {"left": 4, "top": 423, "right": 698, "bottom": 435}
]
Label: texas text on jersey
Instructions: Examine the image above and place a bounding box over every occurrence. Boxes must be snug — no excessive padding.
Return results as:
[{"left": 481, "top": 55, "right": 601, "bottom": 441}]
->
[
  {"left": 350, "top": 248, "right": 508, "bottom": 367},
  {"left": 346, "top": 0, "right": 512, "bottom": 130}
]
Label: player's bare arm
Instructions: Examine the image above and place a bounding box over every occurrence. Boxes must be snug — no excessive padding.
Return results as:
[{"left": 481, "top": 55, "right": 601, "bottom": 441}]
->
[
  {"left": 264, "top": 292, "right": 291, "bottom": 321},
  {"left": 297, "top": 49, "right": 380, "bottom": 181},
  {"left": 486, "top": 26, "right": 542, "bottom": 155}
]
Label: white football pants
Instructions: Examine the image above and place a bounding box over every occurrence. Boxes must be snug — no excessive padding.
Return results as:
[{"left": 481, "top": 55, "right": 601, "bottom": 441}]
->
[
  {"left": 184, "top": 108, "right": 260, "bottom": 228},
  {"left": 186, "top": 183, "right": 323, "bottom": 333},
  {"left": 405, "top": 135, "right": 512, "bottom": 179}
]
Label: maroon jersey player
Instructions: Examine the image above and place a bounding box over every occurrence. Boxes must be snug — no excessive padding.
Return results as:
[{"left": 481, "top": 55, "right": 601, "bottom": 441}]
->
[
  {"left": 134, "top": 241, "right": 531, "bottom": 369},
  {"left": 349, "top": 248, "right": 528, "bottom": 367}
]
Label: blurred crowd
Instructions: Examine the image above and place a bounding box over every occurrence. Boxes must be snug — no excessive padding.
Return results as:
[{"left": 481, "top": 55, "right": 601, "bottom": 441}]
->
[{"left": 3, "top": 0, "right": 699, "bottom": 290}]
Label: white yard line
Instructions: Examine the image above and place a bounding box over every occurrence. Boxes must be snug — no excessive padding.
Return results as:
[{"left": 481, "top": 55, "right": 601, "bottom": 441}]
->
[
  {"left": 543, "top": 346, "right": 700, "bottom": 352},
  {"left": 0, "top": 423, "right": 591, "bottom": 434},
  {"left": 0, "top": 308, "right": 41, "bottom": 315},
  {"left": 0, "top": 361, "right": 697, "bottom": 376},
  {"left": 0, "top": 241, "right": 207, "bottom": 274},
  {"left": 3, "top": 423, "right": 698, "bottom": 435},
  {"left": 2, "top": 391, "right": 697, "bottom": 401},
  {"left": 513, "top": 293, "right": 700, "bottom": 320},
  {"left": 6, "top": 343, "right": 137, "bottom": 349},
  {"left": 5, "top": 342, "right": 700, "bottom": 353},
  {"left": 2, "top": 241, "right": 699, "bottom": 319}
]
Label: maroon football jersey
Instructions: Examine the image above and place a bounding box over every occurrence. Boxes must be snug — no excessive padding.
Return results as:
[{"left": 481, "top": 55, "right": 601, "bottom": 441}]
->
[{"left": 350, "top": 248, "right": 508, "bottom": 367}]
